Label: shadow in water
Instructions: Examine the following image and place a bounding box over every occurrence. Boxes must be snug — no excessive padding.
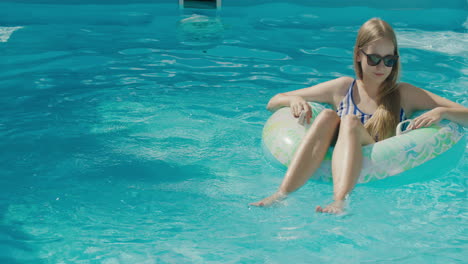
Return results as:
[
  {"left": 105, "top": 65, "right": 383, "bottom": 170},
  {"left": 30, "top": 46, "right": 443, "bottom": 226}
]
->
[
  {"left": 0, "top": 202, "right": 45, "bottom": 264},
  {"left": 97, "top": 157, "right": 213, "bottom": 183}
]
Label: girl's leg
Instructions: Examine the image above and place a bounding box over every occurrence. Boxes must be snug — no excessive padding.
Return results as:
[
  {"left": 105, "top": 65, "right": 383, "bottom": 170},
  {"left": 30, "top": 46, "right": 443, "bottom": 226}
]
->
[
  {"left": 250, "top": 109, "right": 340, "bottom": 207},
  {"left": 316, "top": 115, "right": 375, "bottom": 214}
]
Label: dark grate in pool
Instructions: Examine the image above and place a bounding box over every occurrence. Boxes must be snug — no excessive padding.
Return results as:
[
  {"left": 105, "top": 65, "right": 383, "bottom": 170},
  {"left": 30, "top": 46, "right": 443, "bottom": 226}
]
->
[{"left": 180, "top": 0, "right": 221, "bottom": 9}]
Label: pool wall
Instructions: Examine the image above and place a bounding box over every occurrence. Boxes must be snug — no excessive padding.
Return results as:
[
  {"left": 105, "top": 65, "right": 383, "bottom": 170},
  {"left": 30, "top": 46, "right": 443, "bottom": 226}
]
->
[{"left": 3, "top": 0, "right": 468, "bottom": 9}]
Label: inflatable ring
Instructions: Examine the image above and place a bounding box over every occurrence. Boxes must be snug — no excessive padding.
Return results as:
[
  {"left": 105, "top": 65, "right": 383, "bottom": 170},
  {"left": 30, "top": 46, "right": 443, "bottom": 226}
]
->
[{"left": 262, "top": 102, "right": 466, "bottom": 184}]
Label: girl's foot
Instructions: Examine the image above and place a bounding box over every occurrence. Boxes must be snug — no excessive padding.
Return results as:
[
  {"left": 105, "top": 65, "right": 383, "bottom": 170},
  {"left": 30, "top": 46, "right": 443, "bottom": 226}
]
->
[
  {"left": 249, "top": 191, "right": 287, "bottom": 207},
  {"left": 315, "top": 200, "right": 346, "bottom": 214}
]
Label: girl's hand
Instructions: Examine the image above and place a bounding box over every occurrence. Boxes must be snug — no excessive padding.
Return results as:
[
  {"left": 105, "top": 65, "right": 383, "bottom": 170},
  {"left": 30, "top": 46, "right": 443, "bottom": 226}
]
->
[
  {"left": 289, "top": 95, "right": 312, "bottom": 124},
  {"left": 409, "top": 107, "right": 446, "bottom": 130}
]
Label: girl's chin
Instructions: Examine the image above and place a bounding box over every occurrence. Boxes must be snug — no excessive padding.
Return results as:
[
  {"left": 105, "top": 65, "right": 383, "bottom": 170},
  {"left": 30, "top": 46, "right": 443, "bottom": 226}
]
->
[{"left": 364, "top": 75, "right": 387, "bottom": 82}]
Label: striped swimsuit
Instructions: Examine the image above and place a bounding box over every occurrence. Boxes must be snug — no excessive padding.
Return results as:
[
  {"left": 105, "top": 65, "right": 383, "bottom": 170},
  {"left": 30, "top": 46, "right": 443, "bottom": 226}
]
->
[{"left": 336, "top": 79, "right": 406, "bottom": 124}]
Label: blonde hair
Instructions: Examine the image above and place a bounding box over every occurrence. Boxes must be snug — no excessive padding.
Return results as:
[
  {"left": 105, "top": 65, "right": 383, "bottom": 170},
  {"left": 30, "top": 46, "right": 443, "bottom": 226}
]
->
[{"left": 353, "top": 18, "right": 401, "bottom": 141}]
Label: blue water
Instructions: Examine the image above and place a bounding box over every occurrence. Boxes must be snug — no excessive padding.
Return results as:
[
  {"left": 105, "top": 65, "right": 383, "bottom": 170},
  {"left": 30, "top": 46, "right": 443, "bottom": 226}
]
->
[{"left": 0, "top": 1, "right": 467, "bottom": 263}]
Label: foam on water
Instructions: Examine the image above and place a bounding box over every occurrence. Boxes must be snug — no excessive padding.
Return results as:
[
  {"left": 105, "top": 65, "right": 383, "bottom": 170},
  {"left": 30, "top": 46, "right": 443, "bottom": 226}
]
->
[{"left": 0, "top": 26, "right": 22, "bottom": 42}]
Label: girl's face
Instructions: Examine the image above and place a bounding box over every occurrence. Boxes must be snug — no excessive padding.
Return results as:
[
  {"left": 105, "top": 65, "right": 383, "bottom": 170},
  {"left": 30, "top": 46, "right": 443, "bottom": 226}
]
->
[{"left": 357, "top": 38, "right": 396, "bottom": 83}]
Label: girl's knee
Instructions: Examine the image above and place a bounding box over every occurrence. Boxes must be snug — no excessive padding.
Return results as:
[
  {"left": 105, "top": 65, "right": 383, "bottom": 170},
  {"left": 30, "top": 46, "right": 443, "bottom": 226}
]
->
[
  {"left": 303, "top": 109, "right": 340, "bottom": 140},
  {"left": 338, "top": 115, "right": 375, "bottom": 144},
  {"left": 316, "top": 109, "right": 340, "bottom": 123},
  {"left": 340, "top": 115, "right": 362, "bottom": 132}
]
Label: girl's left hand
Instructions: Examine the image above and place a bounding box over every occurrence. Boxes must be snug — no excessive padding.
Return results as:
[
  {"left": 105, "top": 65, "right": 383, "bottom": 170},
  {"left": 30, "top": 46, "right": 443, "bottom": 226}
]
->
[{"left": 409, "top": 107, "right": 446, "bottom": 129}]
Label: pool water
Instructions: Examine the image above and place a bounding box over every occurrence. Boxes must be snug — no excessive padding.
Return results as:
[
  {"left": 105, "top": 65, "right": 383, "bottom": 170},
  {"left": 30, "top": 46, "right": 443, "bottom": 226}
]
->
[{"left": 0, "top": 1, "right": 467, "bottom": 263}]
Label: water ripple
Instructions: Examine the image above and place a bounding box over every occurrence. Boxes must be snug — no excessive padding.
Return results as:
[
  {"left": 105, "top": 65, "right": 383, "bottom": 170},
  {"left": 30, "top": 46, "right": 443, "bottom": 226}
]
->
[
  {"left": 280, "top": 65, "right": 320, "bottom": 75},
  {"left": 118, "top": 48, "right": 157, "bottom": 55},
  {"left": 206, "top": 45, "right": 290, "bottom": 60},
  {"left": 300, "top": 47, "right": 353, "bottom": 58},
  {"left": 141, "top": 72, "right": 175, "bottom": 78}
]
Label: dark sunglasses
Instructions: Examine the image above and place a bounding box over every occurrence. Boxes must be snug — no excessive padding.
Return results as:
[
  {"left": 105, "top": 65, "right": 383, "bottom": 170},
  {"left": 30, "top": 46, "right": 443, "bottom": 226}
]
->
[{"left": 360, "top": 50, "right": 399, "bottom": 67}]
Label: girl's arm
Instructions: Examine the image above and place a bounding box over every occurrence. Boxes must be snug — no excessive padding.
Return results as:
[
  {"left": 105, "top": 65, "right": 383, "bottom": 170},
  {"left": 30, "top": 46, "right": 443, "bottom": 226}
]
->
[
  {"left": 266, "top": 76, "right": 351, "bottom": 111},
  {"left": 400, "top": 83, "right": 468, "bottom": 128},
  {"left": 437, "top": 107, "right": 468, "bottom": 126}
]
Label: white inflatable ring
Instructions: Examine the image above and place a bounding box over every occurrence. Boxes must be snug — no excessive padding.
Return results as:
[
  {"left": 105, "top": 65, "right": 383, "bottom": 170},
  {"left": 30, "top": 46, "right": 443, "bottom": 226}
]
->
[{"left": 262, "top": 102, "right": 466, "bottom": 184}]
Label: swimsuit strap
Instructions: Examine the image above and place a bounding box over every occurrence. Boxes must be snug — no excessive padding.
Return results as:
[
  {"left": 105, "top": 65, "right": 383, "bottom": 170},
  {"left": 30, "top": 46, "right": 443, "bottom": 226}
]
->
[{"left": 336, "top": 79, "right": 373, "bottom": 124}]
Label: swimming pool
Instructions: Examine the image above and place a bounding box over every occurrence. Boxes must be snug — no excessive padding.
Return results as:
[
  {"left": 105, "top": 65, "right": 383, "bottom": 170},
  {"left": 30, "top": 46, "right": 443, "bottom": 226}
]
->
[{"left": 0, "top": 0, "right": 467, "bottom": 263}]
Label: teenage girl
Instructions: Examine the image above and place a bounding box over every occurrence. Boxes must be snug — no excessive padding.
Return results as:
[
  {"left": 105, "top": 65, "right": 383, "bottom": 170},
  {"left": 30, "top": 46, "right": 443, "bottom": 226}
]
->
[{"left": 250, "top": 18, "right": 468, "bottom": 214}]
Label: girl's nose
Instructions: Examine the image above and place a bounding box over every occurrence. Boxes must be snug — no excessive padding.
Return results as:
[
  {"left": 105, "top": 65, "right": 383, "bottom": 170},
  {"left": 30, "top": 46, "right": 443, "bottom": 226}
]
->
[{"left": 376, "top": 60, "right": 386, "bottom": 69}]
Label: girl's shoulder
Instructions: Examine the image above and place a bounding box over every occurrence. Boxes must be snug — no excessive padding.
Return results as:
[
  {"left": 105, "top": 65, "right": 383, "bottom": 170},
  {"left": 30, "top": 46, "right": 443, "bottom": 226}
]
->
[
  {"left": 337, "top": 76, "right": 355, "bottom": 85},
  {"left": 397, "top": 82, "right": 422, "bottom": 99},
  {"left": 334, "top": 76, "right": 355, "bottom": 94},
  {"left": 397, "top": 82, "right": 416, "bottom": 90},
  {"left": 328, "top": 76, "right": 354, "bottom": 106}
]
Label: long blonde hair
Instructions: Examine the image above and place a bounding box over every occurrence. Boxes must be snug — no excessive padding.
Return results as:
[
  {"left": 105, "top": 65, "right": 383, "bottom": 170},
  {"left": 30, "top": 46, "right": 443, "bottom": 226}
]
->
[{"left": 354, "top": 18, "right": 401, "bottom": 141}]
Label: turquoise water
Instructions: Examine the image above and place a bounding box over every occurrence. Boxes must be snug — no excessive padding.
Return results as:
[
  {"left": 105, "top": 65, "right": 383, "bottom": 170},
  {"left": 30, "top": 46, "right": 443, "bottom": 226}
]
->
[{"left": 1, "top": 1, "right": 467, "bottom": 263}]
